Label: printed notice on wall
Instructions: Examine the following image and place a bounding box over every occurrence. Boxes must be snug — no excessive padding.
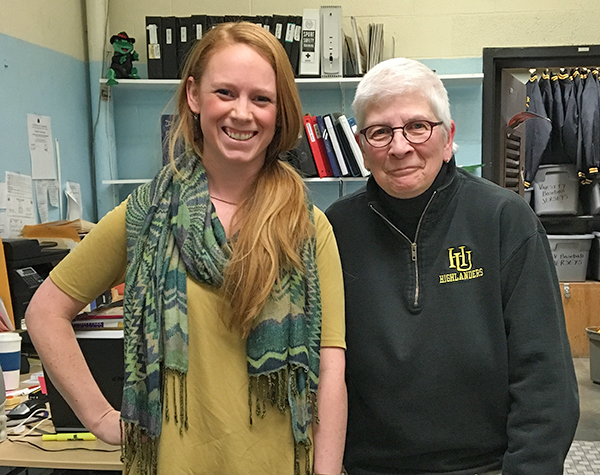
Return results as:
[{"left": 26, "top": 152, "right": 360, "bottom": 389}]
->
[
  {"left": 5, "top": 171, "right": 36, "bottom": 238},
  {"left": 34, "top": 179, "right": 60, "bottom": 223},
  {"left": 27, "top": 114, "right": 57, "bottom": 180}
]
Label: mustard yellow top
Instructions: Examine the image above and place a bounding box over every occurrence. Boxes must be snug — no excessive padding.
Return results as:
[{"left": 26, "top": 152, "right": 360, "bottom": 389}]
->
[{"left": 50, "top": 201, "right": 346, "bottom": 474}]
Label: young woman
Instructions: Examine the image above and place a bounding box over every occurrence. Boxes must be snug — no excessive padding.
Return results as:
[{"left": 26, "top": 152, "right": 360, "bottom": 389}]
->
[{"left": 26, "top": 22, "right": 347, "bottom": 475}]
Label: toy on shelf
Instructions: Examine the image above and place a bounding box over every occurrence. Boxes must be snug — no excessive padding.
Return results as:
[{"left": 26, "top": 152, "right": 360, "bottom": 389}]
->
[{"left": 106, "top": 31, "right": 140, "bottom": 86}]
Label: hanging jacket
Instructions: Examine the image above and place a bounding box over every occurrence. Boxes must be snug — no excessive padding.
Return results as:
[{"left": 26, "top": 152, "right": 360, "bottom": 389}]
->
[
  {"left": 562, "top": 70, "right": 579, "bottom": 167},
  {"left": 580, "top": 69, "right": 600, "bottom": 181},
  {"left": 550, "top": 71, "right": 566, "bottom": 163},
  {"left": 538, "top": 70, "right": 554, "bottom": 165},
  {"left": 573, "top": 69, "right": 585, "bottom": 180},
  {"left": 524, "top": 72, "right": 552, "bottom": 187}
]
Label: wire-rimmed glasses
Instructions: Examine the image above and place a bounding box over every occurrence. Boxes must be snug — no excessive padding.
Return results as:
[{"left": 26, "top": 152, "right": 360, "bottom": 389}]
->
[{"left": 359, "top": 120, "right": 443, "bottom": 148}]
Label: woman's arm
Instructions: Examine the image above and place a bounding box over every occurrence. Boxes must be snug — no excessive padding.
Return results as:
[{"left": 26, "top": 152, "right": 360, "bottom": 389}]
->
[
  {"left": 25, "top": 278, "right": 121, "bottom": 445},
  {"left": 313, "top": 346, "right": 347, "bottom": 475}
]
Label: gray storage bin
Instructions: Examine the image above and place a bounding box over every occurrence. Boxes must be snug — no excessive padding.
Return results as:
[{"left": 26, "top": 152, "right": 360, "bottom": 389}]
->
[
  {"left": 589, "top": 180, "right": 600, "bottom": 215},
  {"left": 547, "top": 234, "right": 593, "bottom": 281},
  {"left": 588, "top": 232, "right": 600, "bottom": 281},
  {"left": 533, "top": 164, "right": 579, "bottom": 215},
  {"left": 587, "top": 327, "right": 600, "bottom": 383}
]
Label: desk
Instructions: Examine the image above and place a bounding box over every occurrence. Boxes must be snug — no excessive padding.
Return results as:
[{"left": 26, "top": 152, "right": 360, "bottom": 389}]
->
[
  {"left": 0, "top": 360, "right": 123, "bottom": 472},
  {"left": 0, "top": 423, "right": 122, "bottom": 470}
]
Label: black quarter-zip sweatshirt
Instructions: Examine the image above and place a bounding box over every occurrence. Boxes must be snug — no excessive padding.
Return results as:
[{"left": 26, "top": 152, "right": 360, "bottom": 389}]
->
[{"left": 326, "top": 159, "right": 579, "bottom": 475}]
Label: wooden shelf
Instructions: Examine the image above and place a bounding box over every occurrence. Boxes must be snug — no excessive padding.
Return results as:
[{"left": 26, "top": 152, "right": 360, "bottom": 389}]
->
[{"left": 102, "top": 179, "right": 151, "bottom": 185}]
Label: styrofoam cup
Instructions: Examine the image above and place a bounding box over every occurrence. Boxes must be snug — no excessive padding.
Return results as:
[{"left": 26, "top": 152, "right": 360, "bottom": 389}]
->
[{"left": 0, "top": 332, "right": 22, "bottom": 390}]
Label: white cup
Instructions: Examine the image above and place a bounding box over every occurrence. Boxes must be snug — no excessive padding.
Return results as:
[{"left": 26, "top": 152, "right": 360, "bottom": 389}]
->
[{"left": 0, "top": 332, "right": 22, "bottom": 390}]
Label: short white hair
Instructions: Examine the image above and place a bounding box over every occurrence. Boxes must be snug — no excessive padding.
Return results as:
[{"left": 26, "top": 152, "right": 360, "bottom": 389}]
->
[{"left": 352, "top": 58, "right": 453, "bottom": 137}]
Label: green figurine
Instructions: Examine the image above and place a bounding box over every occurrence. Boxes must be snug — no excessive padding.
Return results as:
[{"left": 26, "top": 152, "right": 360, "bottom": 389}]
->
[{"left": 106, "top": 31, "right": 140, "bottom": 86}]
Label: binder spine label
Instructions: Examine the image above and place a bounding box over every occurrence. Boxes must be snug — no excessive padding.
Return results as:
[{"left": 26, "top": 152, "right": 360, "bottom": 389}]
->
[
  {"left": 305, "top": 122, "right": 316, "bottom": 142},
  {"left": 313, "top": 123, "right": 322, "bottom": 139},
  {"left": 147, "top": 24, "right": 158, "bottom": 44},
  {"left": 302, "top": 31, "right": 316, "bottom": 53},
  {"left": 148, "top": 44, "right": 161, "bottom": 60},
  {"left": 275, "top": 24, "right": 283, "bottom": 40},
  {"left": 166, "top": 28, "right": 173, "bottom": 44},
  {"left": 180, "top": 27, "right": 187, "bottom": 42},
  {"left": 285, "top": 24, "right": 295, "bottom": 43}
]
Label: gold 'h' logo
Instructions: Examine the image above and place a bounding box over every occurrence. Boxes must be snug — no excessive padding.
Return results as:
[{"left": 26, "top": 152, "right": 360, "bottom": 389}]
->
[{"left": 448, "top": 246, "right": 473, "bottom": 272}]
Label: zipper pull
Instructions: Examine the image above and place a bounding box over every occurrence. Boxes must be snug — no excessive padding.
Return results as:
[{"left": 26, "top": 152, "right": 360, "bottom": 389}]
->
[{"left": 411, "top": 242, "right": 417, "bottom": 261}]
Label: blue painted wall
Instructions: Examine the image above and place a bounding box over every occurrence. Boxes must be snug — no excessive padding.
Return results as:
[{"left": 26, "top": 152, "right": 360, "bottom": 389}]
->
[{"left": 0, "top": 34, "right": 94, "bottom": 221}]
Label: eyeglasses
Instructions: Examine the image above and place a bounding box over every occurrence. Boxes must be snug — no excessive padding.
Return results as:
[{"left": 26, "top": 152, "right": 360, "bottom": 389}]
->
[{"left": 359, "top": 120, "right": 444, "bottom": 148}]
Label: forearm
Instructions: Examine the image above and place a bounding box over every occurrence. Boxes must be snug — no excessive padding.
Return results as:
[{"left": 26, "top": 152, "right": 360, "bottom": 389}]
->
[
  {"left": 25, "top": 279, "right": 117, "bottom": 436},
  {"left": 313, "top": 347, "right": 347, "bottom": 474}
]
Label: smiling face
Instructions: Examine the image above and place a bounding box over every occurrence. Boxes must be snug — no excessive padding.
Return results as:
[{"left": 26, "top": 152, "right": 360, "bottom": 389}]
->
[
  {"left": 186, "top": 43, "right": 277, "bottom": 175},
  {"left": 359, "top": 93, "right": 455, "bottom": 199}
]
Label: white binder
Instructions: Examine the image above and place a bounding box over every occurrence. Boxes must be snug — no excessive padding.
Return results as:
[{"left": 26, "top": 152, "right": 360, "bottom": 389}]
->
[
  {"left": 299, "top": 9, "right": 320, "bottom": 77},
  {"left": 320, "top": 6, "right": 342, "bottom": 78}
]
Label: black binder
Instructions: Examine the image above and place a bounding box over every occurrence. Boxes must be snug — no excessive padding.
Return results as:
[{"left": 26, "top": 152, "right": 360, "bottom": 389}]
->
[
  {"left": 283, "top": 16, "right": 296, "bottom": 67},
  {"left": 261, "top": 15, "right": 274, "bottom": 34},
  {"left": 287, "top": 129, "right": 318, "bottom": 177},
  {"left": 161, "top": 16, "right": 178, "bottom": 79},
  {"left": 145, "top": 16, "right": 163, "bottom": 79},
  {"left": 333, "top": 113, "right": 361, "bottom": 176},
  {"left": 290, "top": 15, "right": 303, "bottom": 76},
  {"left": 272, "top": 15, "right": 287, "bottom": 49},
  {"left": 207, "top": 15, "right": 224, "bottom": 30},
  {"left": 190, "top": 14, "right": 207, "bottom": 42},
  {"left": 176, "top": 16, "right": 193, "bottom": 76}
]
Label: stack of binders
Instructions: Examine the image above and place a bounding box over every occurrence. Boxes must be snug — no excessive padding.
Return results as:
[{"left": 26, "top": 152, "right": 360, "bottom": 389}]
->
[
  {"left": 146, "top": 14, "right": 305, "bottom": 79},
  {"left": 289, "top": 113, "right": 370, "bottom": 179},
  {"left": 144, "top": 9, "right": 364, "bottom": 79}
]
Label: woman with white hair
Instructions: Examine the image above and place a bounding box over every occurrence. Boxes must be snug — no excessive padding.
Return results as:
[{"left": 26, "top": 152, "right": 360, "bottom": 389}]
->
[{"left": 326, "top": 57, "right": 579, "bottom": 475}]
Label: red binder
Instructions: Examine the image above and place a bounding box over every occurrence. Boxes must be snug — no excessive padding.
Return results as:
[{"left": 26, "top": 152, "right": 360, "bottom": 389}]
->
[{"left": 303, "top": 115, "right": 333, "bottom": 177}]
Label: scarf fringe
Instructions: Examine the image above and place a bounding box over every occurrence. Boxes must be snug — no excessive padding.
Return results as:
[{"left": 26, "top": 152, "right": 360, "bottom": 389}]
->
[
  {"left": 122, "top": 369, "right": 188, "bottom": 475},
  {"left": 121, "top": 421, "right": 159, "bottom": 475},
  {"left": 164, "top": 369, "right": 188, "bottom": 434},
  {"left": 294, "top": 439, "right": 313, "bottom": 475},
  {"left": 248, "top": 370, "right": 318, "bottom": 475}
]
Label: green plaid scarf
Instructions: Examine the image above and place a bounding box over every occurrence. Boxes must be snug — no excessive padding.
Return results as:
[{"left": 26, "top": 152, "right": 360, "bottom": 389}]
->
[{"left": 121, "top": 155, "right": 322, "bottom": 475}]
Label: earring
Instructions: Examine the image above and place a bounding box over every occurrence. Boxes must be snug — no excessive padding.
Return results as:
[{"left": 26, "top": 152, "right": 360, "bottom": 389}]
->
[{"left": 193, "top": 113, "right": 202, "bottom": 141}]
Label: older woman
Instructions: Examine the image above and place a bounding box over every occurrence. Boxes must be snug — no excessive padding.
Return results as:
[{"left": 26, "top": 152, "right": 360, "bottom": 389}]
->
[
  {"left": 326, "top": 58, "right": 578, "bottom": 475},
  {"left": 26, "top": 22, "right": 346, "bottom": 475}
]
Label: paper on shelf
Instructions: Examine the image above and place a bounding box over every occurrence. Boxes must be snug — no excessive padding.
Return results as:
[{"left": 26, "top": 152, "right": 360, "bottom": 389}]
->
[{"left": 66, "top": 181, "right": 82, "bottom": 220}]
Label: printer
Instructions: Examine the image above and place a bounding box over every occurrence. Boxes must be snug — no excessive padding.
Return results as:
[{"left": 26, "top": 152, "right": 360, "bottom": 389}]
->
[{"left": 2, "top": 239, "right": 69, "bottom": 331}]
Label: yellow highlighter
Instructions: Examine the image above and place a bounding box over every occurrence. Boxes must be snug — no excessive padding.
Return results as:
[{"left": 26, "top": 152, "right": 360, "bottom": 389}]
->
[{"left": 42, "top": 433, "right": 97, "bottom": 441}]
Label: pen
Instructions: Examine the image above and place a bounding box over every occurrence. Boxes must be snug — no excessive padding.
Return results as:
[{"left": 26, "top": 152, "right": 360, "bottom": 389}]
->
[{"left": 42, "top": 433, "right": 97, "bottom": 441}]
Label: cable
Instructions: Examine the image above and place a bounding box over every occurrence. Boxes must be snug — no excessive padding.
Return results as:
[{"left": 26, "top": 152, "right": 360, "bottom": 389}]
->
[
  {"left": 10, "top": 416, "right": 48, "bottom": 439},
  {"left": 8, "top": 408, "right": 49, "bottom": 434},
  {"left": 7, "top": 437, "right": 120, "bottom": 452}
]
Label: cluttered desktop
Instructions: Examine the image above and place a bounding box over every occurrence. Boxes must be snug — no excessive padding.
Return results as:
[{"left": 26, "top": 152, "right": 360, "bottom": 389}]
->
[{"left": 0, "top": 233, "right": 124, "bottom": 473}]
